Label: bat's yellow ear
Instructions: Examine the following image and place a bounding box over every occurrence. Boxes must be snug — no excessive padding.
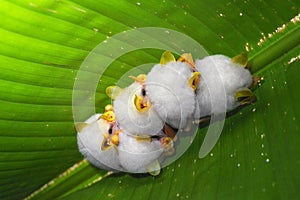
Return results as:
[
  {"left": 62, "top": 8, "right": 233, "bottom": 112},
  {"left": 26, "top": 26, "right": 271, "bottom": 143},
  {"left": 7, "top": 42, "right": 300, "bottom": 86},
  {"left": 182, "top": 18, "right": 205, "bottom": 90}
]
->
[
  {"left": 135, "top": 135, "right": 152, "bottom": 143},
  {"left": 146, "top": 160, "right": 161, "bottom": 176},
  {"left": 160, "top": 50, "right": 176, "bottom": 65},
  {"left": 106, "top": 86, "right": 123, "bottom": 100},
  {"left": 160, "top": 136, "right": 175, "bottom": 156},
  {"left": 129, "top": 74, "right": 147, "bottom": 83},
  {"left": 178, "top": 53, "right": 195, "bottom": 69},
  {"left": 188, "top": 72, "right": 200, "bottom": 91},
  {"left": 231, "top": 53, "right": 248, "bottom": 67},
  {"left": 234, "top": 88, "right": 256, "bottom": 105},
  {"left": 104, "top": 104, "right": 113, "bottom": 112}
]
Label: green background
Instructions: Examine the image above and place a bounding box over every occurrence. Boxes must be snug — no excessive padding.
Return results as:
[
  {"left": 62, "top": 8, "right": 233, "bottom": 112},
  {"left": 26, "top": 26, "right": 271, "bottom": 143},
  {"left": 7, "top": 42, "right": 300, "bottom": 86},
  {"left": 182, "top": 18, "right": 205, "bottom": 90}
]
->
[{"left": 0, "top": 0, "right": 299, "bottom": 199}]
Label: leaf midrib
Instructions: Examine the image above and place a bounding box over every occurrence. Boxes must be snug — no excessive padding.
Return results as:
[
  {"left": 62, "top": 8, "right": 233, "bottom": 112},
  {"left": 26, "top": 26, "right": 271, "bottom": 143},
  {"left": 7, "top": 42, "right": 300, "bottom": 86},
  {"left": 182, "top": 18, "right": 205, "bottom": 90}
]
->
[{"left": 249, "top": 22, "right": 300, "bottom": 74}]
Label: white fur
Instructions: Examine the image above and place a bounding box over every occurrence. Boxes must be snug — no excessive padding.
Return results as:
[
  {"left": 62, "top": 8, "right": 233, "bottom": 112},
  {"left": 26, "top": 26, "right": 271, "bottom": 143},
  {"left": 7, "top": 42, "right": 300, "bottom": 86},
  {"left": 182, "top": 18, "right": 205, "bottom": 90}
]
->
[
  {"left": 195, "top": 55, "right": 253, "bottom": 117},
  {"left": 146, "top": 61, "right": 196, "bottom": 129},
  {"left": 113, "top": 82, "right": 164, "bottom": 135},
  {"left": 118, "top": 130, "right": 164, "bottom": 173},
  {"left": 77, "top": 114, "right": 123, "bottom": 171}
]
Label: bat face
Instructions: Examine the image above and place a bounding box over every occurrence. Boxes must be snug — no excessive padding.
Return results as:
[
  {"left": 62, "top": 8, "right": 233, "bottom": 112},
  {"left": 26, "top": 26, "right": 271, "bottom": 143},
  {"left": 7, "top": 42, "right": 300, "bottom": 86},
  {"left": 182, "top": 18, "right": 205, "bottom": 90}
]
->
[
  {"left": 76, "top": 113, "right": 123, "bottom": 172},
  {"left": 101, "top": 123, "right": 121, "bottom": 151},
  {"left": 113, "top": 81, "right": 164, "bottom": 136},
  {"left": 128, "top": 74, "right": 152, "bottom": 113}
]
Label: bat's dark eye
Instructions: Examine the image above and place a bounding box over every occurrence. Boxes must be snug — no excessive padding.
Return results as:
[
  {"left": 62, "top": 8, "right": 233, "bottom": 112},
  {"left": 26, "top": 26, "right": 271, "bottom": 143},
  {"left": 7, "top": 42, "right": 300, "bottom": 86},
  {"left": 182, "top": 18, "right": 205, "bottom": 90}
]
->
[
  {"left": 108, "top": 127, "right": 113, "bottom": 134},
  {"left": 141, "top": 88, "right": 146, "bottom": 96}
]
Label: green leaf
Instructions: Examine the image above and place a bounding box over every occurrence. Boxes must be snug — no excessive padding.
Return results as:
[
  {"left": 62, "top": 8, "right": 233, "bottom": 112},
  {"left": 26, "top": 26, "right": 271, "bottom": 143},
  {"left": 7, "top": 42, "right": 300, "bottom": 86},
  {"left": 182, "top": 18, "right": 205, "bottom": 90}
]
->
[{"left": 1, "top": 0, "right": 299, "bottom": 200}]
